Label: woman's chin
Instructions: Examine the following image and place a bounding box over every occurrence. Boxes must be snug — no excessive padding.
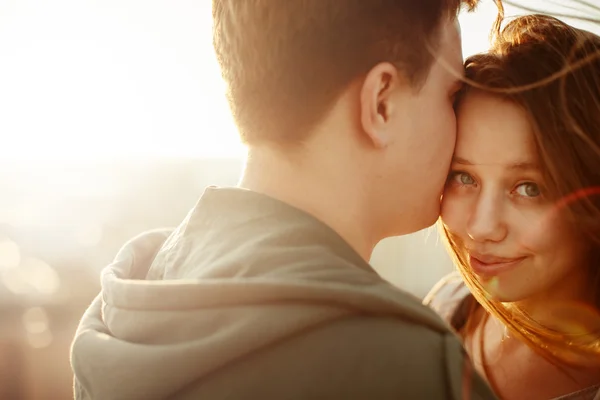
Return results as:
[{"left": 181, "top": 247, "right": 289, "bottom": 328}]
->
[{"left": 475, "top": 274, "right": 526, "bottom": 303}]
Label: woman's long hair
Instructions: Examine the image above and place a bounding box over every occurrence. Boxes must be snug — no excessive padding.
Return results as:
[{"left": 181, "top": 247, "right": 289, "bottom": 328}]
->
[{"left": 442, "top": 14, "right": 600, "bottom": 365}]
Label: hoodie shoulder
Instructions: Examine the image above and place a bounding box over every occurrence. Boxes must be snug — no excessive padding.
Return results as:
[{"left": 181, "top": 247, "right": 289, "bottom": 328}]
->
[{"left": 174, "top": 314, "right": 497, "bottom": 400}]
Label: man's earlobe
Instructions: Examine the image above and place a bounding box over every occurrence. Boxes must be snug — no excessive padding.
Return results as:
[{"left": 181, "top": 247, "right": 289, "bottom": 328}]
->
[
  {"left": 360, "top": 62, "right": 399, "bottom": 148},
  {"left": 372, "top": 132, "right": 389, "bottom": 148}
]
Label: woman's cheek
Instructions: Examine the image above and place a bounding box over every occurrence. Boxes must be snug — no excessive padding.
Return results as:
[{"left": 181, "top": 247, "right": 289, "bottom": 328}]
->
[
  {"left": 517, "top": 207, "right": 565, "bottom": 253},
  {"left": 440, "top": 194, "right": 467, "bottom": 236}
]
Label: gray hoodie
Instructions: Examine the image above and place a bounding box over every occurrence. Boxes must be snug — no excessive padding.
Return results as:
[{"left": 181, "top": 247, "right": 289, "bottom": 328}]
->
[{"left": 71, "top": 187, "right": 497, "bottom": 399}]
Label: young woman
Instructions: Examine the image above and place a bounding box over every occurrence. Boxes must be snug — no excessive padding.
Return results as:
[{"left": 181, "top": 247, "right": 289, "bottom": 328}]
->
[{"left": 426, "top": 14, "right": 600, "bottom": 400}]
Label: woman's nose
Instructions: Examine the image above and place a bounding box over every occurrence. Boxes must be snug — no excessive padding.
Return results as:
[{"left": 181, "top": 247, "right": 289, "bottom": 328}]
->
[{"left": 466, "top": 193, "right": 508, "bottom": 243}]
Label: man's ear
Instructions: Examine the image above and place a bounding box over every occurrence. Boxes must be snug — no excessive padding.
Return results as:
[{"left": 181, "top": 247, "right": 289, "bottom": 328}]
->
[{"left": 359, "top": 62, "right": 403, "bottom": 148}]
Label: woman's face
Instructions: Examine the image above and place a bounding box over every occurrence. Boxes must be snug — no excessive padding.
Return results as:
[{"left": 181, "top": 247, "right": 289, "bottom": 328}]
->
[{"left": 441, "top": 91, "right": 588, "bottom": 304}]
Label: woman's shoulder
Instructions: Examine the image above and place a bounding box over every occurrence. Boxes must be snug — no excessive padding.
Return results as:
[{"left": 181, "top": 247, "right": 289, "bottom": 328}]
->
[
  {"left": 423, "top": 272, "right": 474, "bottom": 331},
  {"left": 423, "top": 271, "right": 469, "bottom": 311},
  {"left": 553, "top": 384, "right": 600, "bottom": 400}
]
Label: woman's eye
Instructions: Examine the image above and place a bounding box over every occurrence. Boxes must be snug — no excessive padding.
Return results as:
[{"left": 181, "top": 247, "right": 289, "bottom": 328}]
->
[
  {"left": 450, "top": 172, "right": 475, "bottom": 185},
  {"left": 458, "top": 172, "right": 475, "bottom": 185},
  {"left": 461, "top": 174, "right": 474, "bottom": 185},
  {"left": 515, "top": 182, "right": 541, "bottom": 197}
]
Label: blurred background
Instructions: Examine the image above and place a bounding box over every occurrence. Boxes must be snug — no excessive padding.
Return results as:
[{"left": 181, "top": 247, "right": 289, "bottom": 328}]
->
[{"left": 0, "top": 0, "right": 598, "bottom": 398}]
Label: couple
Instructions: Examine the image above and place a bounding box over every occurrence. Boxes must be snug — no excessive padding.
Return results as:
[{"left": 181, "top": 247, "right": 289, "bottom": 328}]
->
[{"left": 70, "top": 1, "right": 600, "bottom": 399}]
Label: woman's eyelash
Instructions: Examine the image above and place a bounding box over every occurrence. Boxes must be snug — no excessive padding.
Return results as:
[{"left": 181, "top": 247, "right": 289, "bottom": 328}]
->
[
  {"left": 447, "top": 172, "right": 544, "bottom": 201},
  {"left": 447, "top": 171, "right": 474, "bottom": 185}
]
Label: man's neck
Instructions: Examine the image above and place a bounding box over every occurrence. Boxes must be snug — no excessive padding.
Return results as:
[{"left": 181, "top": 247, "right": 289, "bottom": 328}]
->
[{"left": 239, "top": 148, "right": 378, "bottom": 261}]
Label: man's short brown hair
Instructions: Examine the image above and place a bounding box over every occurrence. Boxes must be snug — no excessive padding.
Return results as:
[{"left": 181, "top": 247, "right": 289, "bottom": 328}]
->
[{"left": 213, "top": 0, "right": 478, "bottom": 146}]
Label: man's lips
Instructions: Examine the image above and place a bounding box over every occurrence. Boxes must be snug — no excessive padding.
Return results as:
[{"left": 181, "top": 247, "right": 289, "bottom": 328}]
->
[{"left": 468, "top": 252, "right": 527, "bottom": 278}]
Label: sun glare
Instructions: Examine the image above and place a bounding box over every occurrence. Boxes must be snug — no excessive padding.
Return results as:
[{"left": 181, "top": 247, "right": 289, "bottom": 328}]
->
[
  {"left": 0, "top": 0, "right": 597, "bottom": 162},
  {"left": 0, "top": 0, "right": 244, "bottom": 161}
]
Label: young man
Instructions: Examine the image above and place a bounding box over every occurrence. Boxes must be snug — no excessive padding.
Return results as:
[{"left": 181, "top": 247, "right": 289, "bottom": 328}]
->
[{"left": 71, "top": 1, "right": 498, "bottom": 399}]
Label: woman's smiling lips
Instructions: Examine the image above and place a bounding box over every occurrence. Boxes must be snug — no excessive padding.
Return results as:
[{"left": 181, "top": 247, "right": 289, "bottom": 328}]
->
[{"left": 468, "top": 252, "right": 527, "bottom": 278}]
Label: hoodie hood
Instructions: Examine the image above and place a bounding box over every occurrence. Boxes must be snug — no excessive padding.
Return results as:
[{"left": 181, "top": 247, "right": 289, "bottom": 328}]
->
[{"left": 71, "top": 188, "right": 449, "bottom": 400}]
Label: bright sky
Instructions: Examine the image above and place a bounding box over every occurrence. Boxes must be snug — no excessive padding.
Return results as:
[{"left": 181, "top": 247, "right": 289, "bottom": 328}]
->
[{"left": 0, "top": 0, "right": 597, "bottom": 161}]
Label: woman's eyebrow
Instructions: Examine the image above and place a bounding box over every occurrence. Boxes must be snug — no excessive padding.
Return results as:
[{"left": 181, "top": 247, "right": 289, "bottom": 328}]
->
[{"left": 452, "top": 156, "right": 538, "bottom": 171}]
